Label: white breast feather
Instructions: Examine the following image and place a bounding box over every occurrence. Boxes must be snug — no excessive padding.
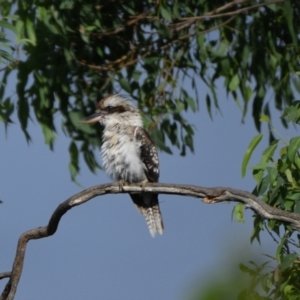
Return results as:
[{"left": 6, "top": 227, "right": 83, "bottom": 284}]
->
[{"left": 101, "top": 127, "right": 146, "bottom": 182}]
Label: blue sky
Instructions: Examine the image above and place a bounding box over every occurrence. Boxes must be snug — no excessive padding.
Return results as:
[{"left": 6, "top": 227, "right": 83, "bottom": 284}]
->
[{"left": 0, "top": 79, "right": 297, "bottom": 299}]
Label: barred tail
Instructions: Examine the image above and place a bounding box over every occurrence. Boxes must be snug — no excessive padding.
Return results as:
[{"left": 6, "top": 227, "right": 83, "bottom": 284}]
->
[{"left": 130, "top": 193, "right": 164, "bottom": 237}]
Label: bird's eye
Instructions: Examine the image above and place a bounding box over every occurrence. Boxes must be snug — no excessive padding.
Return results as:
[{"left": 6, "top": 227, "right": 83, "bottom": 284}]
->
[{"left": 106, "top": 106, "right": 114, "bottom": 112}]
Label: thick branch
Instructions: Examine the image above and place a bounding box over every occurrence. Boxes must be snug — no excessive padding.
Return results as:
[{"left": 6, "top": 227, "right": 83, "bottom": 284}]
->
[{"left": 1, "top": 182, "right": 300, "bottom": 300}]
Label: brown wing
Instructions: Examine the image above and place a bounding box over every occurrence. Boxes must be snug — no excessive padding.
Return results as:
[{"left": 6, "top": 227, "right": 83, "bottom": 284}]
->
[
  {"left": 131, "top": 127, "right": 163, "bottom": 237},
  {"left": 134, "top": 126, "right": 159, "bottom": 183}
]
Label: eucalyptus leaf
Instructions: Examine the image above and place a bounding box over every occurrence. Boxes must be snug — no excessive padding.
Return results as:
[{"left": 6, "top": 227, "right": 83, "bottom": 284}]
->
[
  {"left": 280, "top": 253, "right": 298, "bottom": 271},
  {"left": 241, "top": 134, "right": 263, "bottom": 177},
  {"left": 287, "top": 137, "right": 300, "bottom": 163}
]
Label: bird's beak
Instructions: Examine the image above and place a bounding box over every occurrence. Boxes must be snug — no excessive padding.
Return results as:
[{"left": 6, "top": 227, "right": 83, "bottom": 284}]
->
[{"left": 80, "top": 112, "right": 104, "bottom": 124}]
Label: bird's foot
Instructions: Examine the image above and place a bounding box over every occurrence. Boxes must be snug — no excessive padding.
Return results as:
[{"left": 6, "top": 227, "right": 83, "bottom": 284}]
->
[
  {"left": 118, "top": 179, "right": 127, "bottom": 192},
  {"left": 203, "top": 196, "right": 218, "bottom": 204},
  {"left": 138, "top": 179, "right": 148, "bottom": 192}
]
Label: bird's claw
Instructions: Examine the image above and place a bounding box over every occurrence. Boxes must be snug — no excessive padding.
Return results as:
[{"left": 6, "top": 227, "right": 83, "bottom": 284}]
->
[
  {"left": 139, "top": 179, "right": 148, "bottom": 192},
  {"left": 118, "top": 180, "right": 127, "bottom": 192}
]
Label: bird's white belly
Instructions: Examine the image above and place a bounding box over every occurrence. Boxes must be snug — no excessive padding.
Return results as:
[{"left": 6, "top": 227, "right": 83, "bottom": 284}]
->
[{"left": 101, "top": 132, "right": 146, "bottom": 182}]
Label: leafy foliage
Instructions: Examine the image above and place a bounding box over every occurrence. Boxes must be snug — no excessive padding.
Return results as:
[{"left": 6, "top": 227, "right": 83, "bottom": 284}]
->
[
  {"left": 239, "top": 103, "right": 300, "bottom": 299},
  {"left": 1, "top": 1, "right": 300, "bottom": 298},
  {"left": 0, "top": 0, "right": 299, "bottom": 177}
]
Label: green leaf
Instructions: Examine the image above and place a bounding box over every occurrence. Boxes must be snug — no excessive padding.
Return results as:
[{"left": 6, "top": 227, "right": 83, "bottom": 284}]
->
[
  {"left": 241, "top": 134, "right": 263, "bottom": 177},
  {"left": 268, "top": 219, "right": 278, "bottom": 232},
  {"left": 280, "top": 253, "right": 298, "bottom": 271},
  {"left": 250, "top": 216, "right": 263, "bottom": 244},
  {"left": 283, "top": 285, "right": 293, "bottom": 295},
  {"left": 256, "top": 175, "right": 270, "bottom": 196},
  {"left": 160, "top": 6, "right": 172, "bottom": 22},
  {"left": 69, "top": 163, "right": 79, "bottom": 182},
  {"left": 260, "top": 140, "right": 278, "bottom": 164},
  {"left": 266, "top": 167, "right": 278, "bottom": 186},
  {"left": 186, "top": 96, "right": 197, "bottom": 112},
  {"left": 285, "top": 168, "right": 298, "bottom": 187},
  {"left": 276, "top": 236, "right": 288, "bottom": 261},
  {"left": 69, "top": 141, "right": 79, "bottom": 180},
  {"left": 232, "top": 203, "right": 244, "bottom": 223},
  {"left": 284, "top": 200, "right": 294, "bottom": 211},
  {"left": 228, "top": 74, "right": 240, "bottom": 91},
  {"left": 17, "top": 87, "right": 31, "bottom": 142},
  {"left": 41, "top": 123, "right": 55, "bottom": 148},
  {"left": 205, "top": 94, "right": 212, "bottom": 119},
  {"left": 121, "top": 3, "right": 135, "bottom": 15},
  {"left": 119, "top": 77, "right": 131, "bottom": 93},
  {"left": 282, "top": 105, "right": 300, "bottom": 123},
  {"left": 286, "top": 193, "right": 300, "bottom": 201},
  {"left": 244, "top": 86, "right": 252, "bottom": 102},
  {"left": 239, "top": 263, "right": 256, "bottom": 276},
  {"left": 253, "top": 169, "right": 264, "bottom": 188},
  {"left": 0, "top": 20, "right": 18, "bottom": 35},
  {"left": 294, "top": 200, "right": 300, "bottom": 214},
  {"left": 83, "top": 148, "right": 99, "bottom": 173},
  {"left": 214, "top": 41, "right": 229, "bottom": 57},
  {"left": 70, "top": 111, "right": 95, "bottom": 134},
  {"left": 156, "top": 22, "right": 170, "bottom": 38},
  {"left": 287, "top": 137, "right": 300, "bottom": 163},
  {"left": 260, "top": 114, "right": 270, "bottom": 123},
  {"left": 283, "top": 1, "right": 298, "bottom": 46},
  {"left": 25, "top": 18, "right": 36, "bottom": 45}
]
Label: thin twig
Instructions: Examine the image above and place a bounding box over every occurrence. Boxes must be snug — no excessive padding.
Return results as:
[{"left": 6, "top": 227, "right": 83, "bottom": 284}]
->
[
  {"left": 264, "top": 222, "right": 279, "bottom": 244},
  {"left": 77, "top": 15, "right": 236, "bottom": 72},
  {"left": 75, "top": 0, "right": 287, "bottom": 71},
  {"left": 0, "top": 273, "right": 11, "bottom": 280},
  {"left": 171, "top": 0, "right": 288, "bottom": 31},
  {"left": 0, "top": 61, "right": 19, "bottom": 72}
]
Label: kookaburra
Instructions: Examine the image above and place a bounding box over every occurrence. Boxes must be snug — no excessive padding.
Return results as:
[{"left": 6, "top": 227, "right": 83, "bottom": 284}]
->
[{"left": 80, "top": 94, "right": 164, "bottom": 237}]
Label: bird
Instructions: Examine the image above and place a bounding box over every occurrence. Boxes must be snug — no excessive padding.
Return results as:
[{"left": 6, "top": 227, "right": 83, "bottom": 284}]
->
[{"left": 80, "top": 94, "right": 164, "bottom": 237}]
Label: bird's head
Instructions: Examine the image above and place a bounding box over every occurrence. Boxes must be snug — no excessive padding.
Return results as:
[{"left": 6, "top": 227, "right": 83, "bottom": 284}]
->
[{"left": 80, "top": 94, "right": 142, "bottom": 127}]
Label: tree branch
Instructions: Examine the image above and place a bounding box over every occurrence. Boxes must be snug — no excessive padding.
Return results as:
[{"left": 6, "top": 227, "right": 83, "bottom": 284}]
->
[
  {"left": 171, "top": 0, "right": 289, "bottom": 31},
  {"left": 1, "top": 182, "right": 300, "bottom": 300},
  {"left": 76, "top": 0, "right": 288, "bottom": 72},
  {"left": 0, "top": 273, "right": 10, "bottom": 281}
]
